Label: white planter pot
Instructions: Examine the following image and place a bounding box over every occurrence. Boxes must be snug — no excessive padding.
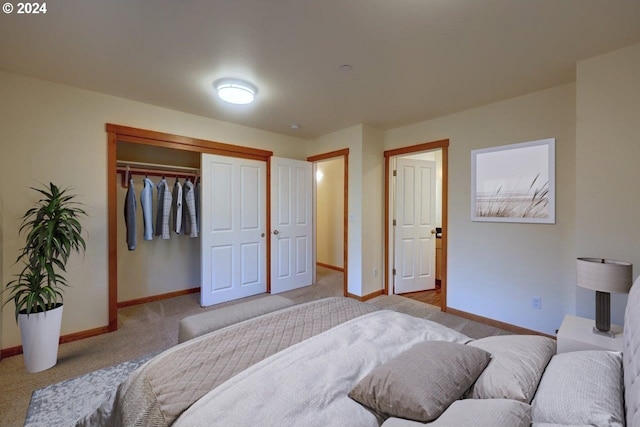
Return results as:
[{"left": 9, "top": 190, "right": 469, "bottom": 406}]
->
[{"left": 18, "top": 304, "right": 64, "bottom": 373}]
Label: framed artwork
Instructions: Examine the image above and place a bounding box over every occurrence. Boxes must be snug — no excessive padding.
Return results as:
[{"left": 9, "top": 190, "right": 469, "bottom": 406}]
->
[{"left": 471, "top": 138, "right": 555, "bottom": 224}]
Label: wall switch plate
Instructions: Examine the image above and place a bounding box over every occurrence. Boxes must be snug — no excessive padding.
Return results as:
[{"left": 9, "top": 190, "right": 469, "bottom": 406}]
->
[{"left": 531, "top": 296, "right": 542, "bottom": 310}]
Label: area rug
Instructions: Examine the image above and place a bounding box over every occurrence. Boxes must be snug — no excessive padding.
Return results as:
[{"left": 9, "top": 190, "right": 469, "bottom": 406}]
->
[{"left": 24, "top": 353, "right": 155, "bottom": 427}]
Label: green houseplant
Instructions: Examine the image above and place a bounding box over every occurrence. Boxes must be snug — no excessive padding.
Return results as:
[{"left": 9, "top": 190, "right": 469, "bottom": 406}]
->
[{"left": 3, "top": 183, "right": 86, "bottom": 372}]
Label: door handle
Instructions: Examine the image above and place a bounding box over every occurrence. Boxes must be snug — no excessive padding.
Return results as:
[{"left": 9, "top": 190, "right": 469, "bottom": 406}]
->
[
  {"left": 273, "top": 230, "right": 279, "bottom": 235},
  {"left": 431, "top": 229, "right": 436, "bottom": 234},
  {"left": 261, "top": 233, "right": 265, "bottom": 237}
]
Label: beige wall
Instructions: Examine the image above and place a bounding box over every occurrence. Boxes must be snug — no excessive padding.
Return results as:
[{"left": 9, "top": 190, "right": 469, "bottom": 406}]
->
[
  {"left": 316, "top": 158, "right": 344, "bottom": 268},
  {"left": 575, "top": 42, "right": 640, "bottom": 325},
  {"left": 385, "top": 83, "right": 577, "bottom": 335},
  {"left": 361, "top": 125, "right": 385, "bottom": 295},
  {"left": 0, "top": 71, "right": 307, "bottom": 350}
]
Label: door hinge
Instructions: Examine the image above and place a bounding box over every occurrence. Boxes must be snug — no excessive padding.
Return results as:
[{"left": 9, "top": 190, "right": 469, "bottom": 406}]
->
[
  {"left": 392, "top": 269, "right": 396, "bottom": 276},
  {"left": 392, "top": 170, "right": 397, "bottom": 177},
  {"left": 392, "top": 219, "right": 396, "bottom": 226}
]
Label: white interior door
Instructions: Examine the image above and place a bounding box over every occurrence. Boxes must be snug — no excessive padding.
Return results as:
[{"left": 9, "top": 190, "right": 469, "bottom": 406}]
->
[
  {"left": 270, "top": 157, "right": 313, "bottom": 293},
  {"left": 200, "top": 154, "right": 267, "bottom": 306},
  {"left": 394, "top": 158, "right": 437, "bottom": 294}
]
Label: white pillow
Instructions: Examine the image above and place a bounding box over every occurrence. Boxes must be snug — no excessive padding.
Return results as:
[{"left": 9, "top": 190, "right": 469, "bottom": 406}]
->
[
  {"left": 425, "top": 399, "right": 531, "bottom": 427},
  {"left": 466, "top": 335, "right": 556, "bottom": 403},
  {"left": 532, "top": 350, "right": 624, "bottom": 426},
  {"left": 382, "top": 400, "right": 531, "bottom": 427}
]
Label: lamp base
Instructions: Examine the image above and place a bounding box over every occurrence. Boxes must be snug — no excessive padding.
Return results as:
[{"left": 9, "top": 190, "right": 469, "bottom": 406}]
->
[{"left": 592, "top": 326, "right": 617, "bottom": 338}]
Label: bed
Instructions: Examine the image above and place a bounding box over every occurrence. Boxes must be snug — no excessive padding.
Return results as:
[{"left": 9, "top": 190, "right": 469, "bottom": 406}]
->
[{"left": 78, "top": 277, "right": 640, "bottom": 427}]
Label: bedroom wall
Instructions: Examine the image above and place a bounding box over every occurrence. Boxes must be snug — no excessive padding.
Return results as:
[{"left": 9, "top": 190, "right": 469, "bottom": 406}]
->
[
  {"left": 0, "top": 71, "right": 307, "bottom": 350},
  {"left": 316, "top": 157, "right": 344, "bottom": 269},
  {"left": 575, "top": 42, "right": 640, "bottom": 325},
  {"left": 361, "top": 125, "right": 385, "bottom": 296},
  {"left": 384, "top": 83, "right": 577, "bottom": 335}
]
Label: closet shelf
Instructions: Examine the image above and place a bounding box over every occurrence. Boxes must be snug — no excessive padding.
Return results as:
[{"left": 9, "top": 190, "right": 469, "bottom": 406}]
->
[{"left": 116, "top": 160, "right": 200, "bottom": 188}]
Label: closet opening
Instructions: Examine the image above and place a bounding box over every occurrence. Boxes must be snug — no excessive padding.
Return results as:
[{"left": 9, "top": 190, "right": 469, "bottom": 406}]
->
[
  {"left": 115, "top": 144, "right": 202, "bottom": 309},
  {"left": 106, "top": 124, "right": 273, "bottom": 332}
]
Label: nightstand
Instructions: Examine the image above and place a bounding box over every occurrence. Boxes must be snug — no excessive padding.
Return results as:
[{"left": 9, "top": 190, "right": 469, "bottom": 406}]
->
[{"left": 557, "top": 314, "right": 623, "bottom": 354}]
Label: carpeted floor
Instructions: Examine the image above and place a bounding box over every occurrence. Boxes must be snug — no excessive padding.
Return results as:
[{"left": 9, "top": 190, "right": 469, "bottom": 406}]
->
[{"left": 1, "top": 267, "right": 509, "bottom": 426}]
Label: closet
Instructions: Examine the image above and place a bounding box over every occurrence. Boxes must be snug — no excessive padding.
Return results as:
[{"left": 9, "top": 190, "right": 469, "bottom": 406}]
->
[
  {"left": 106, "top": 124, "right": 274, "bottom": 331},
  {"left": 115, "top": 142, "right": 201, "bottom": 305}
]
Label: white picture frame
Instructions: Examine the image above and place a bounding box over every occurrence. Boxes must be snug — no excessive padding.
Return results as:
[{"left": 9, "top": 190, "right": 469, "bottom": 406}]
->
[{"left": 471, "top": 138, "right": 555, "bottom": 224}]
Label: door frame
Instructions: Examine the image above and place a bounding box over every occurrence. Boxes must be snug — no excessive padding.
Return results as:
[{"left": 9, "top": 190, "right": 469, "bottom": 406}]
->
[
  {"left": 307, "top": 149, "right": 349, "bottom": 297},
  {"left": 383, "top": 139, "right": 449, "bottom": 311},
  {"left": 106, "top": 123, "right": 273, "bottom": 331}
]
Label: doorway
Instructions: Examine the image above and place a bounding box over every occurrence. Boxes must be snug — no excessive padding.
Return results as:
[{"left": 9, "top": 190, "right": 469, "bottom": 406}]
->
[
  {"left": 384, "top": 140, "right": 449, "bottom": 311},
  {"left": 307, "top": 149, "right": 349, "bottom": 297},
  {"left": 315, "top": 157, "right": 344, "bottom": 272}
]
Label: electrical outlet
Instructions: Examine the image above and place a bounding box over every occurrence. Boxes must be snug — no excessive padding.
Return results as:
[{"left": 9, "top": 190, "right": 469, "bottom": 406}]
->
[{"left": 531, "top": 296, "right": 542, "bottom": 310}]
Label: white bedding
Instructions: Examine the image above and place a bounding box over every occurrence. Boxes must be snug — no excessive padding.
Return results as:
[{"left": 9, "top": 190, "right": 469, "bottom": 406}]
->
[{"left": 173, "top": 310, "right": 471, "bottom": 427}]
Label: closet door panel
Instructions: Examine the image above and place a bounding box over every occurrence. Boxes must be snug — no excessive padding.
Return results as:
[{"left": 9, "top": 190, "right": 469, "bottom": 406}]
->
[
  {"left": 270, "top": 157, "right": 313, "bottom": 293},
  {"left": 201, "top": 154, "right": 266, "bottom": 307}
]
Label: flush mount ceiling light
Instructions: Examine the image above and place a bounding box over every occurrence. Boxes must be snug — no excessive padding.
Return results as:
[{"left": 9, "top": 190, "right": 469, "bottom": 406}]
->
[{"left": 213, "top": 78, "right": 258, "bottom": 105}]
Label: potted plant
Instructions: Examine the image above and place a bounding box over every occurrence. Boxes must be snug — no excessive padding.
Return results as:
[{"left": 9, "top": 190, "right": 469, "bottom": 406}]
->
[{"left": 3, "top": 183, "right": 86, "bottom": 373}]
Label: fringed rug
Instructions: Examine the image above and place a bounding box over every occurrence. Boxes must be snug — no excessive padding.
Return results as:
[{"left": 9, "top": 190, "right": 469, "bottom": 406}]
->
[{"left": 24, "top": 353, "right": 154, "bottom": 427}]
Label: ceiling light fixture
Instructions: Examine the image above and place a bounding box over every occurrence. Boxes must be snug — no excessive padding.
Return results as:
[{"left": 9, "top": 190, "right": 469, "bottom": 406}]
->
[{"left": 213, "top": 78, "right": 258, "bottom": 105}]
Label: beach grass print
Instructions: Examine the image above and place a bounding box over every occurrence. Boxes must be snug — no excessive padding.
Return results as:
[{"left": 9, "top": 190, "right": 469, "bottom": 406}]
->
[
  {"left": 471, "top": 138, "right": 555, "bottom": 223},
  {"left": 475, "top": 173, "right": 549, "bottom": 218}
]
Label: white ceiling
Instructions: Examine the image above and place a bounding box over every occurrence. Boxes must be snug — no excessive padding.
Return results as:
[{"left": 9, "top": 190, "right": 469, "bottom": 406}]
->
[{"left": 1, "top": 0, "right": 639, "bottom": 139}]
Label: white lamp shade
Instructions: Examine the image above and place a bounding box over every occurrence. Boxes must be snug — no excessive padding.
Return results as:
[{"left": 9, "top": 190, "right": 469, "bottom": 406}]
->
[{"left": 576, "top": 257, "right": 632, "bottom": 294}]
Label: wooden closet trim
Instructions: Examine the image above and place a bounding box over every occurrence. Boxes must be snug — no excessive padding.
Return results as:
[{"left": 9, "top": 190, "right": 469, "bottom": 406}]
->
[
  {"left": 106, "top": 124, "right": 272, "bottom": 160},
  {"left": 107, "top": 123, "right": 273, "bottom": 331},
  {"left": 307, "top": 148, "right": 349, "bottom": 298},
  {"left": 383, "top": 139, "right": 449, "bottom": 312}
]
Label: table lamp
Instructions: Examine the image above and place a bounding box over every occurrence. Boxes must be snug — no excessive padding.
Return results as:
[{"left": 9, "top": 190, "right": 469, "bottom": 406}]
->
[{"left": 576, "top": 257, "right": 632, "bottom": 337}]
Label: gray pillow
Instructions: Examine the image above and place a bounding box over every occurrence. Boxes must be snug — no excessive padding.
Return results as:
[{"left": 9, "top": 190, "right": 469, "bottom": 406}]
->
[
  {"left": 532, "top": 350, "right": 624, "bottom": 426},
  {"left": 466, "top": 335, "right": 556, "bottom": 403},
  {"left": 349, "top": 341, "right": 491, "bottom": 423}
]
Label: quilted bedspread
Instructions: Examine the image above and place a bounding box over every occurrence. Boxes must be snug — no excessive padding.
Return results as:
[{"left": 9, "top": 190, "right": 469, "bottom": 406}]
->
[
  {"left": 76, "top": 297, "right": 378, "bottom": 427},
  {"left": 174, "top": 309, "right": 471, "bottom": 427}
]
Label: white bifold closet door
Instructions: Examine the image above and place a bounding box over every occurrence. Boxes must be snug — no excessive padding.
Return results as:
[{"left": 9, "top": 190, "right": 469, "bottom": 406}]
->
[
  {"left": 270, "top": 157, "right": 313, "bottom": 294},
  {"left": 200, "top": 154, "right": 267, "bottom": 307}
]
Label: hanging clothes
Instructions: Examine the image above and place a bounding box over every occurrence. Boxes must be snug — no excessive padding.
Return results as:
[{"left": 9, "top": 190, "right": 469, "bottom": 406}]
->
[
  {"left": 171, "top": 179, "right": 183, "bottom": 234},
  {"left": 124, "top": 178, "right": 137, "bottom": 251},
  {"left": 140, "top": 177, "right": 154, "bottom": 241},
  {"left": 155, "top": 178, "right": 172, "bottom": 239},
  {"left": 182, "top": 179, "right": 198, "bottom": 238}
]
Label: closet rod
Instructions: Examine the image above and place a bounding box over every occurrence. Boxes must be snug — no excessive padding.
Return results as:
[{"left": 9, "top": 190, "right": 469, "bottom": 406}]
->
[
  {"left": 116, "top": 165, "right": 200, "bottom": 189},
  {"left": 116, "top": 160, "right": 199, "bottom": 174}
]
